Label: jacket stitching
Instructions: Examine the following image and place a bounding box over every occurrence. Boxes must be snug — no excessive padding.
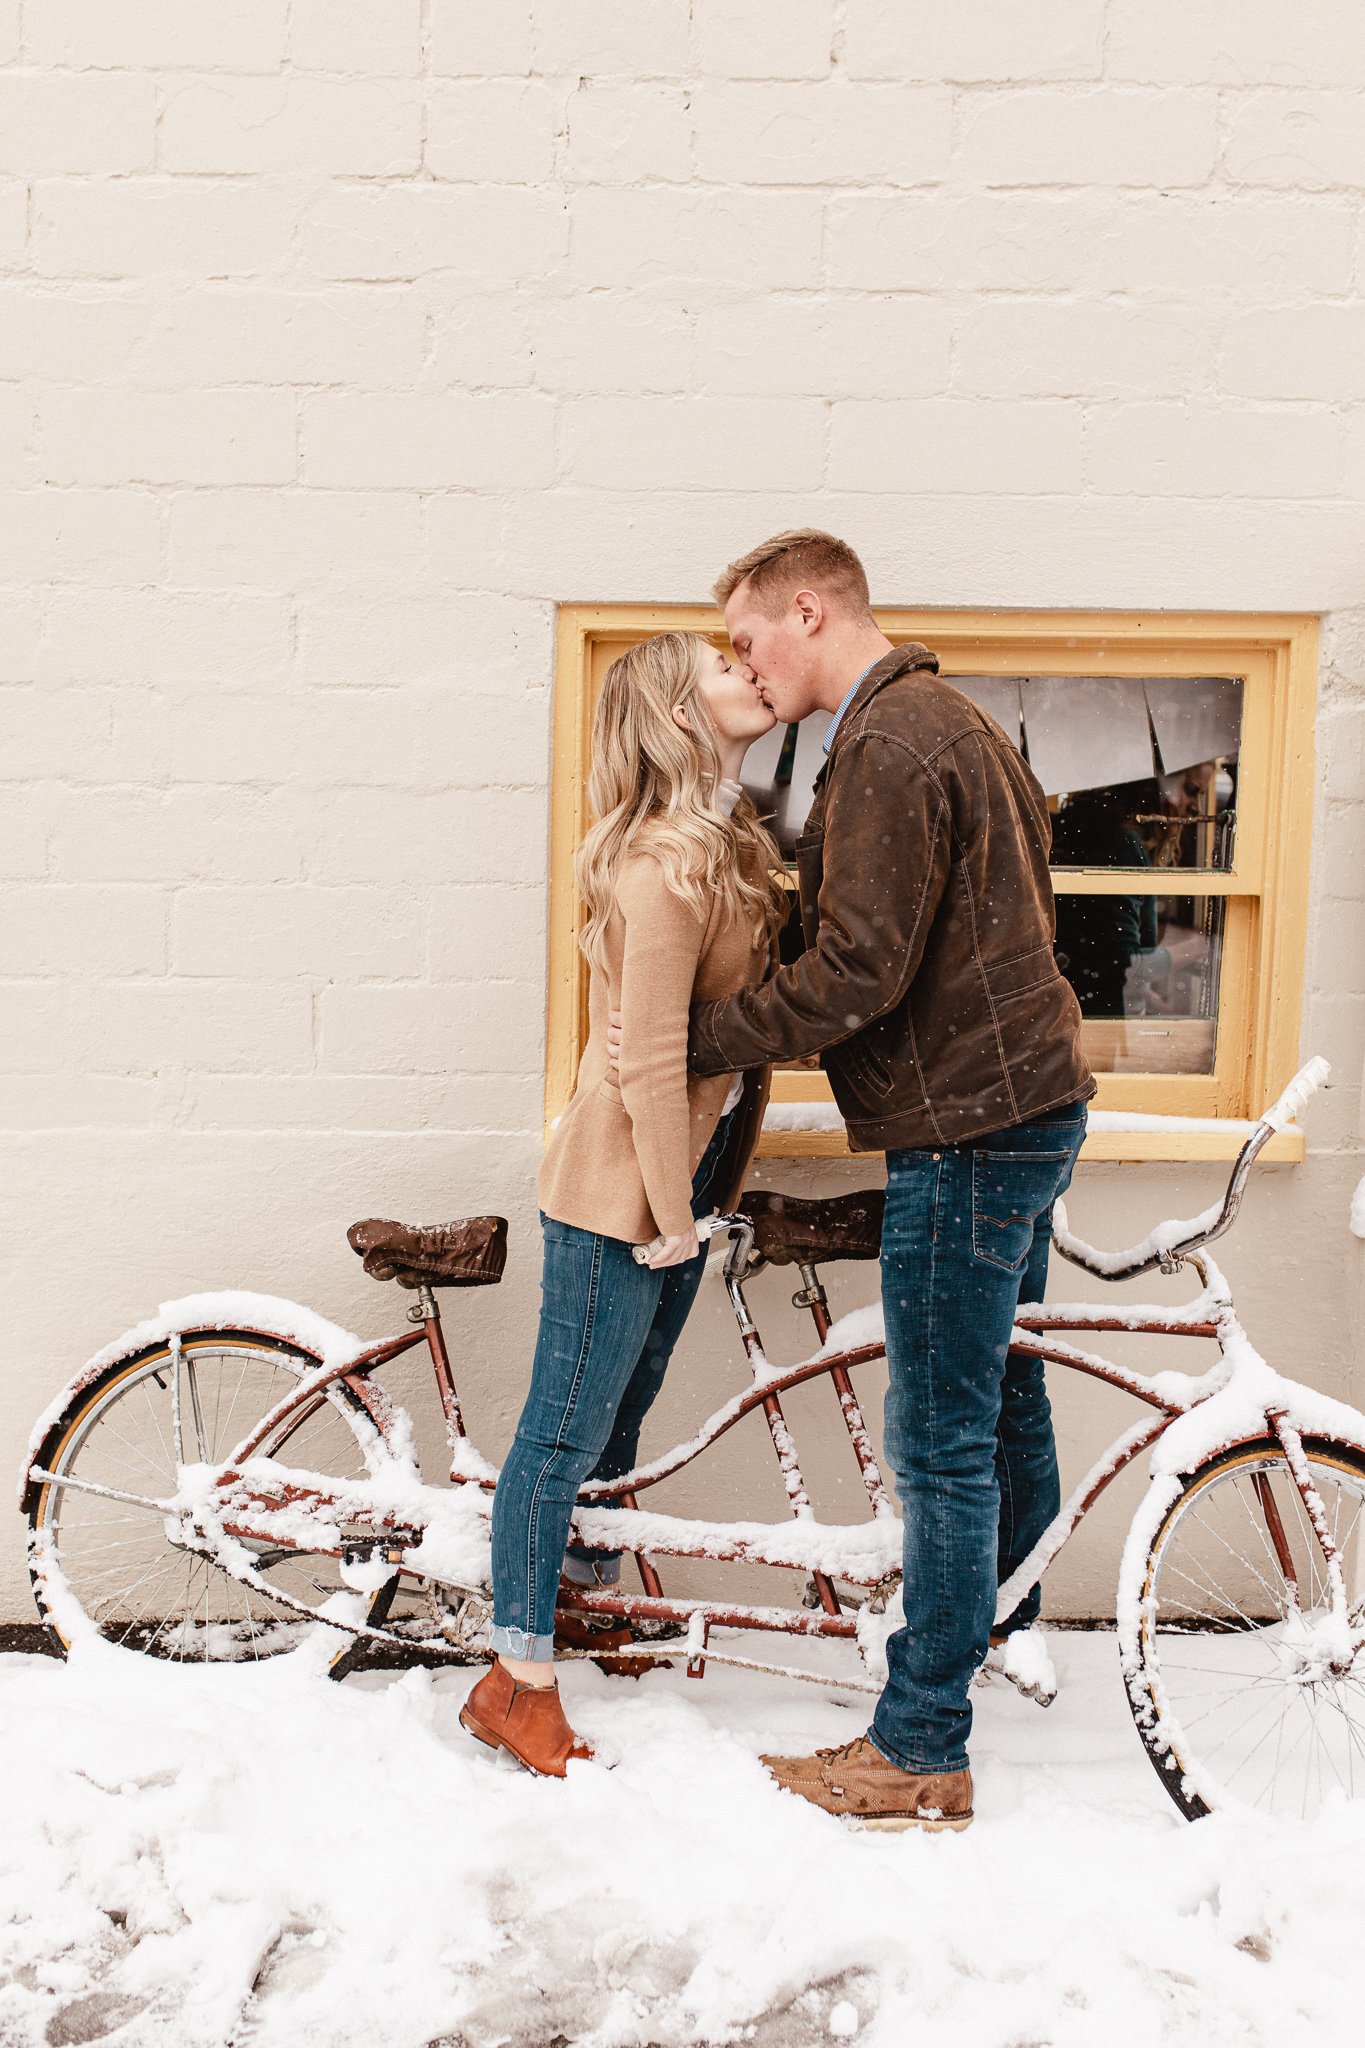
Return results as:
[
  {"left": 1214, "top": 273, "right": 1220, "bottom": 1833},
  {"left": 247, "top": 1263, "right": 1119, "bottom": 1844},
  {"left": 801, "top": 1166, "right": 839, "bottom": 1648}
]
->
[
  {"left": 993, "top": 939, "right": 1057, "bottom": 969},
  {"left": 827, "top": 648, "right": 939, "bottom": 760},
  {"left": 956, "top": 855, "right": 1020, "bottom": 1129},
  {"left": 903, "top": 1003, "right": 946, "bottom": 1148},
  {"left": 993, "top": 969, "right": 1061, "bottom": 999},
  {"left": 785, "top": 748, "right": 952, "bottom": 1049}
]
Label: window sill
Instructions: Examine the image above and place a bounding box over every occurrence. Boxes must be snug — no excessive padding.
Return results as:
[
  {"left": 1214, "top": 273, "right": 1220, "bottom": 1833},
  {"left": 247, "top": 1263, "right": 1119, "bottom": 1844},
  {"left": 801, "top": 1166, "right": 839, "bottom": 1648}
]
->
[{"left": 755, "top": 1113, "right": 1305, "bottom": 1165}]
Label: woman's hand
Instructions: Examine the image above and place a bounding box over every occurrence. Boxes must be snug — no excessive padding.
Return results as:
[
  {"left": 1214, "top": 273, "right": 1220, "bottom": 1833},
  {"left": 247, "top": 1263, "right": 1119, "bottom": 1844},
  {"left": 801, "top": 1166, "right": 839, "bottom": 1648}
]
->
[{"left": 642, "top": 1225, "right": 700, "bottom": 1269}]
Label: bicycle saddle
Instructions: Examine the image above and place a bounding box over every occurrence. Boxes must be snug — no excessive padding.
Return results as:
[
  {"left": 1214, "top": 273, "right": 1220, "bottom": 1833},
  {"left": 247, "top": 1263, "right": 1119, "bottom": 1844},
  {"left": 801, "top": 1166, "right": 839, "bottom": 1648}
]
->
[
  {"left": 347, "top": 1215, "right": 508, "bottom": 1289},
  {"left": 740, "top": 1188, "right": 884, "bottom": 1268}
]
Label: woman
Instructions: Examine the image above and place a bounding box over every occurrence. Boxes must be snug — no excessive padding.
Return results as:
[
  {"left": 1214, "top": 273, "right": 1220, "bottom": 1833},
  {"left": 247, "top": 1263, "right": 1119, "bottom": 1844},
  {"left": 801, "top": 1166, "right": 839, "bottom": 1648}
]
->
[{"left": 460, "top": 632, "right": 787, "bottom": 1775}]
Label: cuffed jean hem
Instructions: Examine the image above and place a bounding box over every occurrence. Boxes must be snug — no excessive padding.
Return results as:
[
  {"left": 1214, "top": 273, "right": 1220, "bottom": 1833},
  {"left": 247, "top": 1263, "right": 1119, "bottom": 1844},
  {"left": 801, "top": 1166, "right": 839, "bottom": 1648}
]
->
[
  {"left": 867, "top": 1726, "right": 969, "bottom": 1779},
  {"left": 561, "top": 1553, "right": 622, "bottom": 1587},
  {"left": 488, "top": 1624, "right": 555, "bottom": 1661}
]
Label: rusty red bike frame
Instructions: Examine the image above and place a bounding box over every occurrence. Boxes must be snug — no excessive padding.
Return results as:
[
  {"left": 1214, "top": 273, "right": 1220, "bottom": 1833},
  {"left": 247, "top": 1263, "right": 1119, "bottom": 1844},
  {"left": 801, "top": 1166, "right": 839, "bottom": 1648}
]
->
[
  {"left": 156, "top": 1210, "right": 1257, "bottom": 1683},
  {"left": 33, "top": 1062, "right": 1348, "bottom": 1688}
]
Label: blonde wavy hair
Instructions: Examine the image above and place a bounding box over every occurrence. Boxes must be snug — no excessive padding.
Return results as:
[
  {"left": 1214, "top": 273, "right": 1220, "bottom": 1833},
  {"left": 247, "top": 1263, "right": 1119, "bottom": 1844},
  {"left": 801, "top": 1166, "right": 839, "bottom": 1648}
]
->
[{"left": 575, "top": 631, "right": 788, "bottom": 973}]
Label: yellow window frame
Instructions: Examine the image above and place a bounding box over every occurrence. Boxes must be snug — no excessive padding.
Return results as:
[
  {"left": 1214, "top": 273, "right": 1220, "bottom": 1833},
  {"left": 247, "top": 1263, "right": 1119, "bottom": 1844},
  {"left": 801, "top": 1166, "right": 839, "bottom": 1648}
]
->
[{"left": 547, "top": 607, "right": 1319, "bottom": 1163}]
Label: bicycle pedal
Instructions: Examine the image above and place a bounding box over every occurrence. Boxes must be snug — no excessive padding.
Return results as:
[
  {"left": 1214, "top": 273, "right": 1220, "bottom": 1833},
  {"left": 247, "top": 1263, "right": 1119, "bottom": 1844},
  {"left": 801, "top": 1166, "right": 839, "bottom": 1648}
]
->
[
  {"left": 342, "top": 1529, "right": 419, "bottom": 1569},
  {"left": 981, "top": 1629, "right": 1058, "bottom": 1708}
]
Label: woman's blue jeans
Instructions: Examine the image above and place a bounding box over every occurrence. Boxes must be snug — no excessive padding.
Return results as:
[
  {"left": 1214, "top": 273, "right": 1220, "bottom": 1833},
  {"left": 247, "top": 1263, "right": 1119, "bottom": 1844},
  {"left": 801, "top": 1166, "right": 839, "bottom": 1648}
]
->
[
  {"left": 490, "top": 1113, "right": 736, "bottom": 1661},
  {"left": 870, "top": 1099, "right": 1087, "bottom": 1775}
]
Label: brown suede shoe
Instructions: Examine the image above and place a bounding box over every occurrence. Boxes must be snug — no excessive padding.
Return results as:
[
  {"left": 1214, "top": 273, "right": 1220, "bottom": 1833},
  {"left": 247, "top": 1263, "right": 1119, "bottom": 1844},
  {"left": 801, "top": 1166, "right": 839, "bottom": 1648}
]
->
[
  {"left": 459, "top": 1659, "right": 592, "bottom": 1778},
  {"left": 761, "top": 1736, "right": 973, "bottom": 1832}
]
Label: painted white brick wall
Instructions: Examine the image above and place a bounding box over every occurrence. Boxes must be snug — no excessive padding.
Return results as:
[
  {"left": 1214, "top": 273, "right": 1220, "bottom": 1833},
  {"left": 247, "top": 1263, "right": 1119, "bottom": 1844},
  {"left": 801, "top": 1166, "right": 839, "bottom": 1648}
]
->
[{"left": 3, "top": 2, "right": 1364, "bottom": 1619}]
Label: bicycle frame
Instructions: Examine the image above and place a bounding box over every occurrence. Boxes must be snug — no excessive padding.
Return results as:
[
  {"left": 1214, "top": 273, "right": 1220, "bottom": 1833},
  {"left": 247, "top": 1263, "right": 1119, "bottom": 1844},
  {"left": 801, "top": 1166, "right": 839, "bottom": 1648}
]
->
[
  {"left": 33, "top": 1063, "right": 1339, "bottom": 1674},
  {"left": 121, "top": 1204, "right": 1356, "bottom": 1683}
]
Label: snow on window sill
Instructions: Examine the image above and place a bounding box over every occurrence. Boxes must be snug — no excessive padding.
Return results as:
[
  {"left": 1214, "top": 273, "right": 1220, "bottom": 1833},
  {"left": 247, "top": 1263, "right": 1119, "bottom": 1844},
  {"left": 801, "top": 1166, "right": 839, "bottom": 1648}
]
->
[{"left": 757, "top": 1101, "right": 1306, "bottom": 1164}]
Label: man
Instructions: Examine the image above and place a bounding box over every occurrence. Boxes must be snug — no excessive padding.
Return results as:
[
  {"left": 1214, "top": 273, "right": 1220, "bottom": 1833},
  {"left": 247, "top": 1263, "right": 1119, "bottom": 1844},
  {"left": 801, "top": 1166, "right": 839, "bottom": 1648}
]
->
[{"left": 618, "top": 530, "right": 1092, "bottom": 1830}]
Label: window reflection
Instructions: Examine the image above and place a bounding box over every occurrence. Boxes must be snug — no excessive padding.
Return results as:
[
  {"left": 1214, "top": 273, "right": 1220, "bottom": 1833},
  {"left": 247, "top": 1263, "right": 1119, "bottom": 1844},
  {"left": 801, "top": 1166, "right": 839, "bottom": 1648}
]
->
[
  {"left": 1050, "top": 757, "right": 1236, "bottom": 1074},
  {"left": 1055, "top": 885, "right": 1225, "bottom": 1075},
  {"left": 1051, "top": 783, "right": 1159, "bottom": 1014},
  {"left": 740, "top": 668, "right": 1243, "bottom": 868}
]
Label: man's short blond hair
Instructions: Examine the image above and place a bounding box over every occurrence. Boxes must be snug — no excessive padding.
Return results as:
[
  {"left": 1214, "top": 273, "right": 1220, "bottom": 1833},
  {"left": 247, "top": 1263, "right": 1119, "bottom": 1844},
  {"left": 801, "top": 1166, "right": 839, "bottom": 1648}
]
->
[{"left": 713, "top": 529, "right": 873, "bottom": 620}]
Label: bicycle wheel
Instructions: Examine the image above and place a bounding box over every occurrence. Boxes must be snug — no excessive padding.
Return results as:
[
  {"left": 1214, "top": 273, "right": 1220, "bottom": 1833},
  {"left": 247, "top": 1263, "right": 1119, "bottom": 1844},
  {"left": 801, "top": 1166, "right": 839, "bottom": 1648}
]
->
[
  {"left": 26, "top": 1331, "right": 392, "bottom": 1667},
  {"left": 1126, "top": 1436, "right": 1365, "bottom": 1820}
]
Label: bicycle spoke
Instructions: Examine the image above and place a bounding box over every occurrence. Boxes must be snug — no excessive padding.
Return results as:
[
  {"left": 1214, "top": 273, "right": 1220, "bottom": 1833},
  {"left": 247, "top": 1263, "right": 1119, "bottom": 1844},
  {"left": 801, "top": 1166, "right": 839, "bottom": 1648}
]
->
[
  {"left": 1316, "top": 1684, "right": 1365, "bottom": 1793},
  {"left": 1156, "top": 1656, "right": 1276, "bottom": 1683},
  {"left": 72, "top": 1418, "right": 170, "bottom": 1486},
  {"left": 98, "top": 1551, "right": 188, "bottom": 1634},
  {"left": 1195, "top": 1674, "right": 1290, "bottom": 1765},
  {"left": 1237, "top": 1471, "right": 1299, "bottom": 1588},
  {"left": 218, "top": 1356, "right": 253, "bottom": 1453},
  {"left": 1161, "top": 1542, "right": 1272, "bottom": 1636},
  {"left": 1161, "top": 1675, "right": 1279, "bottom": 1728},
  {"left": 137, "top": 1377, "right": 176, "bottom": 1474},
  {"left": 1186, "top": 1496, "right": 1285, "bottom": 1615},
  {"left": 1140, "top": 1448, "right": 1365, "bottom": 1820},
  {"left": 186, "top": 1357, "right": 210, "bottom": 1462},
  {"left": 1222, "top": 1691, "right": 1307, "bottom": 1804},
  {"left": 34, "top": 1343, "right": 379, "bottom": 1663}
]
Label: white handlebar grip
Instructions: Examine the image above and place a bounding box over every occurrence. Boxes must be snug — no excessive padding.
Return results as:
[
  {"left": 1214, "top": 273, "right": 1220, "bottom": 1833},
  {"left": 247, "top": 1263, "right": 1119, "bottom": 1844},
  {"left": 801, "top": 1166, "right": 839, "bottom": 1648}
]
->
[
  {"left": 632, "top": 1213, "right": 723, "bottom": 1266},
  {"left": 1263, "top": 1055, "right": 1331, "bottom": 1132}
]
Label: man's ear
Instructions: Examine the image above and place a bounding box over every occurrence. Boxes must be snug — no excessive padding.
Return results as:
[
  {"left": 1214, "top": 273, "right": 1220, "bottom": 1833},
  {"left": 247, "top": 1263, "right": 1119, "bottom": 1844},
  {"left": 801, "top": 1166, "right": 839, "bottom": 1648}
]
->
[{"left": 792, "top": 587, "right": 823, "bottom": 635}]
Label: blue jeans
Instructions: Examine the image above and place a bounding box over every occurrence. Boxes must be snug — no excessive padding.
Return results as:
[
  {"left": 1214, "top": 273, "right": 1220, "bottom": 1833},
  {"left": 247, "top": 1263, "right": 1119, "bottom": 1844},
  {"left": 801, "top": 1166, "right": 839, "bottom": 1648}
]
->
[
  {"left": 490, "top": 1111, "right": 736, "bottom": 1660},
  {"left": 870, "top": 1099, "right": 1087, "bottom": 1774}
]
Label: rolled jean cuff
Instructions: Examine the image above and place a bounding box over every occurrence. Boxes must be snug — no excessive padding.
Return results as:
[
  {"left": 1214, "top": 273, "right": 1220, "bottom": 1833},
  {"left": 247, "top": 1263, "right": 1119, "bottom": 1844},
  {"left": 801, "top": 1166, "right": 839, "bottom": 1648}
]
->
[
  {"left": 488, "top": 1623, "right": 555, "bottom": 1662},
  {"left": 561, "top": 1551, "right": 623, "bottom": 1587},
  {"left": 867, "top": 1726, "right": 968, "bottom": 1779}
]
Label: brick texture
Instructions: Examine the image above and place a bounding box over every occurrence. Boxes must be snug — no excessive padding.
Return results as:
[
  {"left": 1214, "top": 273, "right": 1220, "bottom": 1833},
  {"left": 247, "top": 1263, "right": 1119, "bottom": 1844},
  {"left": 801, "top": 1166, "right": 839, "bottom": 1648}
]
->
[{"left": 2, "top": 2, "right": 1364, "bottom": 1621}]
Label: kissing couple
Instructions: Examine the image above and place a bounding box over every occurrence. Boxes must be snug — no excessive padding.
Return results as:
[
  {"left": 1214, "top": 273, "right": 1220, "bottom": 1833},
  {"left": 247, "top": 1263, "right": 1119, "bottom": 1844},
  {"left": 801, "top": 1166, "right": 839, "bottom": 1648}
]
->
[{"left": 461, "top": 528, "right": 1093, "bottom": 1832}]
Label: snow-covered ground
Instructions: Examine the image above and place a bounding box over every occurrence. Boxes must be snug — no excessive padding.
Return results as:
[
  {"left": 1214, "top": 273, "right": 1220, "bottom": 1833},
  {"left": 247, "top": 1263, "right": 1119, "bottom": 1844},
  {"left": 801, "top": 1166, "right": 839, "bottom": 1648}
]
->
[{"left": 3, "top": 1630, "right": 1363, "bottom": 2048}]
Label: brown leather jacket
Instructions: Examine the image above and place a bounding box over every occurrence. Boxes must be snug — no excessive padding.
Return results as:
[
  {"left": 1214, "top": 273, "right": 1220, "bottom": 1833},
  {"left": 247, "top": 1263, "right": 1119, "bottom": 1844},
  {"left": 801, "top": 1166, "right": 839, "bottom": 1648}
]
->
[{"left": 688, "top": 642, "right": 1094, "bottom": 1152}]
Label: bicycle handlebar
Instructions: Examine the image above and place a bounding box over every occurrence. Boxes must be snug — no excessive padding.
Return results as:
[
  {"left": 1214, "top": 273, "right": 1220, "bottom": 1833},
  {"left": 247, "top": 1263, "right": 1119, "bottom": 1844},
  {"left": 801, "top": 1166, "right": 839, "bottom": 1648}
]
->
[
  {"left": 1261, "top": 1055, "right": 1331, "bottom": 1133},
  {"left": 633, "top": 1056, "right": 1332, "bottom": 1287},
  {"left": 1052, "top": 1055, "right": 1330, "bottom": 1284},
  {"left": 630, "top": 1212, "right": 742, "bottom": 1267}
]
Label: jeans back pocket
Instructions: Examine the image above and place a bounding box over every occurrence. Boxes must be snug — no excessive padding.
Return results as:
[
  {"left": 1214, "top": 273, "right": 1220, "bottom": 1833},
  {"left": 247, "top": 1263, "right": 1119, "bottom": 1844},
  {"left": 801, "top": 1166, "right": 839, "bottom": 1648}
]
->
[{"left": 971, "top": 1147, "right": 1075, "bottom": 1272}]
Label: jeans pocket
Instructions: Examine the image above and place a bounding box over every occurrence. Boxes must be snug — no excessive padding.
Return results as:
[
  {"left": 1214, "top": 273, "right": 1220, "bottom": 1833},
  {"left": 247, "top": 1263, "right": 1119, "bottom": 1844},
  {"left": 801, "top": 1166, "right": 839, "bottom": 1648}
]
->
[{"left": 971, "top": 1148, "right": 1075, "bottom": 1272}]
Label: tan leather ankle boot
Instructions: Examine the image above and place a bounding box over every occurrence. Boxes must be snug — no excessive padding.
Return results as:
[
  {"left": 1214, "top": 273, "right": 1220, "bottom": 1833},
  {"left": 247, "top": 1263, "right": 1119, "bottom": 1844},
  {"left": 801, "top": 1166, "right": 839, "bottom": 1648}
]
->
[{"left": 459, "top": 1659, "right": 592, "bottom": 1777}]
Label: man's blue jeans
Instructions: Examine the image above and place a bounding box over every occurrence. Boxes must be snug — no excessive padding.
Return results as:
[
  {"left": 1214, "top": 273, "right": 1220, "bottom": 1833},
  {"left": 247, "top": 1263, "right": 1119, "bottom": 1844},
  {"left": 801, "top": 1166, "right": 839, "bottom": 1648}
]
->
[
  {"left": 870, "top": 1099, "right": 1087, "bottom": 1775},
  {"left": 490, "top": 1112, "right": 736, "bottom": 1661}
]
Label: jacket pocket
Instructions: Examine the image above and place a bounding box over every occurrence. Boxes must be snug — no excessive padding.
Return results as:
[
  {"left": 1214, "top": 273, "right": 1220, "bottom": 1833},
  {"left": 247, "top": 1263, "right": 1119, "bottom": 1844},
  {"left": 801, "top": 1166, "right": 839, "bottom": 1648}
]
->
[
  {"left": 986, "top": 942, "right": 1062, "bottom": 1001},
  {"left": 971, "top": 1147, "right": 1075, "bottom": 1272},
  {"left": 828, "top": 1039, "right": 891, "bottom": 1117},
  {"left": 843, "top": 1032, "right": 895, "bottom": 1099}
]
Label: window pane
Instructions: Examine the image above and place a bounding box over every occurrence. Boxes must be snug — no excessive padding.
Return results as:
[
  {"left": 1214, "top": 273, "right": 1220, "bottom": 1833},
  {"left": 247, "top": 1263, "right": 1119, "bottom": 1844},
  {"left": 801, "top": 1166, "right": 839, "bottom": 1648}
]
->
[
  {"left": 743, "top": 671, "right": 1245, "bottom": 868},
  {"left": 739, "top": 714, "right": 824, "bottom": 858},
  {"left": 1050, "top": 767, "right": 1238, "bottom": 874},
  {"left": 1054, "top": 892, "right": 1225, "bottom": 1074},
  {"left": 955, "top": 673, "right": 1243, "bottom": 872}
]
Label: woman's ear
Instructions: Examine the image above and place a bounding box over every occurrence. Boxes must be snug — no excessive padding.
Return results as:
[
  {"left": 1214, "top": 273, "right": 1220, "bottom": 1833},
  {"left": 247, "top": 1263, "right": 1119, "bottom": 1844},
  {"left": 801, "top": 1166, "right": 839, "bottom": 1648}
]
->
[{"left": 671, "top": 703, "right": 694, "bottom": 735}]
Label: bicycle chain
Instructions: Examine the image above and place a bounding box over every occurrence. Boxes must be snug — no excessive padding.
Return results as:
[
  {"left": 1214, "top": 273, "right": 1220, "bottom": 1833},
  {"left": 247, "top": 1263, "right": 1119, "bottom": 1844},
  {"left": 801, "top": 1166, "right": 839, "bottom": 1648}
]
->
[
  {"left": 191, "top": 1543, "right": 883, "bottom": 1692},
  {"left": 552, "top": 1640, "right": 880, "bottom": 1693}
]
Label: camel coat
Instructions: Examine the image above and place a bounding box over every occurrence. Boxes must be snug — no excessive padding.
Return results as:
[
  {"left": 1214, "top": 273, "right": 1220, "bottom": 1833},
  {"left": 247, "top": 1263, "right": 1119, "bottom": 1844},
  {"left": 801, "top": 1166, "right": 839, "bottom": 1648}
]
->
[{"left": 539, "top": 835, "right": 773, "bottom": 1245}]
